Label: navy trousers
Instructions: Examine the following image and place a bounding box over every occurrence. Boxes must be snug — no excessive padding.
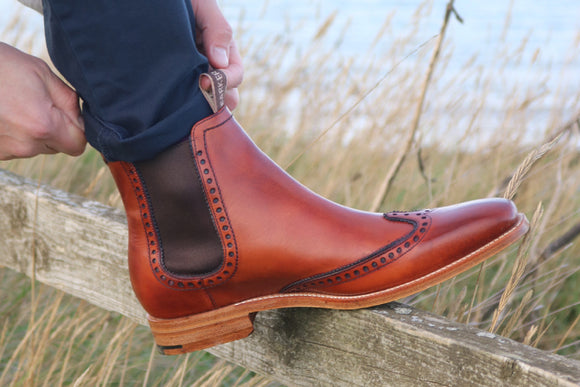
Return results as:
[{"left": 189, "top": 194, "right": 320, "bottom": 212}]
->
[{"left": 42, "top": 0, "right": 213, "bottom": 162}]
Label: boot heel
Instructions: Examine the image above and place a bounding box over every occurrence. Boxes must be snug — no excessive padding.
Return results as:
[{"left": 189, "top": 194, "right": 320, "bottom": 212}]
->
[{"left": 148, "top": 312, "right": 255, "bottom": 355}]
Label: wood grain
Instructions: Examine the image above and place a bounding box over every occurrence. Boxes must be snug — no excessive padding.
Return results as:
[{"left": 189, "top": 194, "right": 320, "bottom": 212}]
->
[{"left": 0, "top": 168, "right": 578, "bottom": 386}]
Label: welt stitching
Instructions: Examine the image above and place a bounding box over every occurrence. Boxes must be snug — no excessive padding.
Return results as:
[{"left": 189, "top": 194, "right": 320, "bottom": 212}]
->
[{"left": 123, "top": 142, "right": 235, "bottom": 291}]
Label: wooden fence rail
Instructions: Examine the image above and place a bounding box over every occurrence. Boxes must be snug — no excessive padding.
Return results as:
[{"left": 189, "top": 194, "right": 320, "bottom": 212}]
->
[{"left": 0, "top": 168, "right": 579, "bottom": 386}]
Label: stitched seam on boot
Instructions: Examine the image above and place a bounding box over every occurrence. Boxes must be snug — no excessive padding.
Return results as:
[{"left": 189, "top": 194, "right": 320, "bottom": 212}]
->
[
  {"left": 280, "top": 212, "right": 432, "bottom": 293},
  {"left": 120, "top": 159, "right": 235, "bottom": 291}
]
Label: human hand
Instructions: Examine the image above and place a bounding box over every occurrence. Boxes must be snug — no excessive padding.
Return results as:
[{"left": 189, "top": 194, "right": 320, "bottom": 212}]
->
[
  {"left": 191, "top": 0, "right": 244, "bottom": 110},
  {"left": 0, "top": 43, "right": 86, "bottom": 160}
]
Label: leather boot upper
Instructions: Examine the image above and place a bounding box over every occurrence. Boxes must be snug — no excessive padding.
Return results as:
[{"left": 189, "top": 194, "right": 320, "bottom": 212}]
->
[{"left": 108, "top": 108, "right": 523, "bottom": 319}]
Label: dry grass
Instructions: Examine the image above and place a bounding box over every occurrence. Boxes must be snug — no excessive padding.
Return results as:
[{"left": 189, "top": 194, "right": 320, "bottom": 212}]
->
[
  {"left": 1, "top": 1, "right": 580, "bottom": 385},
  {"left": 0, "top": 270, "right": 278, "bottom": 386}
]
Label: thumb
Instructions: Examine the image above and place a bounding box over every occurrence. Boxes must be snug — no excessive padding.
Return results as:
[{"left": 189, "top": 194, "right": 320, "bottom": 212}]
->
[
  {"left": 195, "top": 2, "right": 233, "bottom": 69},
  {"left": 42, "top": 70, "right": 87, "bottom": 155},
  {"left": 44, "top": 69, "right": 84, "bottom": 132},
  {"left": 46, "top": 106, "right": 87, "bottom": 156}
]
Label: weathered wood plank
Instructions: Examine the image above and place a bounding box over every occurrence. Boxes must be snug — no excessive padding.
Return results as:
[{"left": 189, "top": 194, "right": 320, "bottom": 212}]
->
[
  {"left": 0, "top": 168, "right": 579, "bottom": 386},
  {"left": 0, "top": 168, "right": 145, "bottom": 324}
]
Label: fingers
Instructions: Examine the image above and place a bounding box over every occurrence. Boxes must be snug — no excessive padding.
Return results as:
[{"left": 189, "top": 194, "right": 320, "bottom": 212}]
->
[
  {"left": 221, "top": 41, "right": 243, "bottom": 89},
  {"left": 44, "top": 67, "right": 84, "bottom": 132},
  {"left": 225, "top": 88, "right": 239, "bottom": 111},
  {"left": 45, "top": 105, "right": 87, "bottom": 157},
  {"left": 193, "top": 0, "right": 232, "bottom": 66},
  {"left": 42, "top": 67, "right": 87, "bottom": 156},
  {"left": 199, "top": 41, "right": 243, "bottom": 110},
  {"left": 0, "top": 45, "right": 87, "bottom": 160},
  {"left": 0, "top": 137, "right": 56, "bottom": 161},
  {"left": 193, "top": 0, "right": 244, "bottom": 110},
  {"left": 0, "top": 104, "right": 87, "bottom": 160},
  {"left": 0, "top": 115, "right": 86, "bottom": 160},
  {"left": 199, "top": 41, "right": 243, "bottom": 89}
]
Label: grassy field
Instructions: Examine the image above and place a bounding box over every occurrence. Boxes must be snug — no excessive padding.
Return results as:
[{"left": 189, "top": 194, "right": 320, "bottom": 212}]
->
[{"left": 1, "top": 2, "right": 580, "bottom": 385}]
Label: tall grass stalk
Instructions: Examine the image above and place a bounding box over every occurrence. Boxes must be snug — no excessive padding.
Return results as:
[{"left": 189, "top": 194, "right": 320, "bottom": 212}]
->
[
  {"left": 370, "top": 0, "right": 462, "bottom": 212},
  {"left": 489, "top": 203, "right": 543, "bottom": 333}
]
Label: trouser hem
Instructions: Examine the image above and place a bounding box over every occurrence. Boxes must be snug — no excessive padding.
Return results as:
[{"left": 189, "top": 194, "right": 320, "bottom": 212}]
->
[{"left": 84, "top": 94, "right": 213, "bottom": 163}]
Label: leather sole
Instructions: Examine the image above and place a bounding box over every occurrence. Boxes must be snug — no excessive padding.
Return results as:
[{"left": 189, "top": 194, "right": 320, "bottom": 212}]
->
[{"left": 149, "top": 213, "right": 529, "bottom": 355}]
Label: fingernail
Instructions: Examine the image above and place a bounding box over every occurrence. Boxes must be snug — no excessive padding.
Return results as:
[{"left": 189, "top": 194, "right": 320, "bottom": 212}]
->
[{"left": 212, "top": 47, "right": 229, "bottom": 68}]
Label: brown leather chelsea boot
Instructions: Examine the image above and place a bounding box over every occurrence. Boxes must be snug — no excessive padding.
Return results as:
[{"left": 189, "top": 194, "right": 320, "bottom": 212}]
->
[{"left": 106, "top": 71, "right": 529, "bottom": 355}]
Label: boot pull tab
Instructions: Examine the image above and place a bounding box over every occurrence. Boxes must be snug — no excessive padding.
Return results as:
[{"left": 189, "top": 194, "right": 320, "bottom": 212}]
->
[{"left": 200, "top": 69, "right": 227, "bottom": 113}]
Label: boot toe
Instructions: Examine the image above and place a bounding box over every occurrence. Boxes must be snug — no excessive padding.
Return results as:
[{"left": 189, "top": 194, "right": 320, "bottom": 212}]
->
[
  {"left": 373, "top": 198, "right": 527, "bottom": 296},
  {"left": 426, "top": 198, "right": 520, "bottom": 252},
  {"left": 292, "top": 198, "right": 527, "bottom": 300}
]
